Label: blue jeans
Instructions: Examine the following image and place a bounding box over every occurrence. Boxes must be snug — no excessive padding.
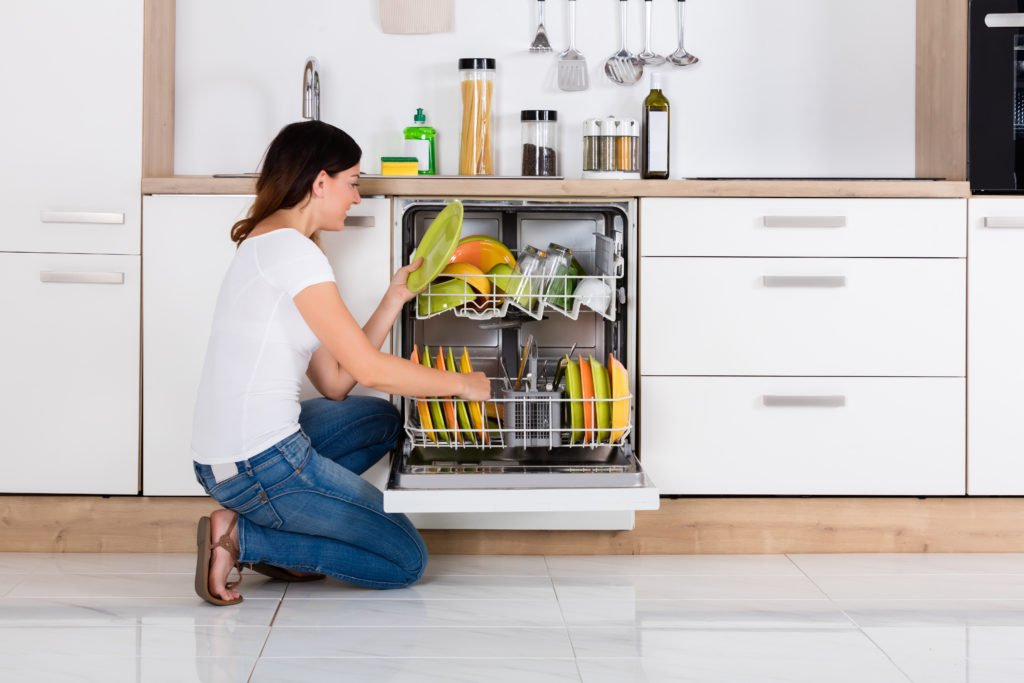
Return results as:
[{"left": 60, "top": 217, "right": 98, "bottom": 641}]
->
[{"left": 193, "top": 396, "right": 427, "bottom": 589}]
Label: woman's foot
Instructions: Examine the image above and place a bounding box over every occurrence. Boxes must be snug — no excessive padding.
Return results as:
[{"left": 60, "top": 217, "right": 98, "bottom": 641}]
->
[{"left": 208, "top": 509, "right": 241, "bottom": 602}]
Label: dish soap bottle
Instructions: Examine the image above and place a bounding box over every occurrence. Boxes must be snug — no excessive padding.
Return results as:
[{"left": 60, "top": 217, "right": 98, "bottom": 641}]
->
[
  {"left": 641, "top": 73, "right": 670, "bottom": 179},
  {"left": 403, "top": 108, "right": 437, "bottom": 176}
]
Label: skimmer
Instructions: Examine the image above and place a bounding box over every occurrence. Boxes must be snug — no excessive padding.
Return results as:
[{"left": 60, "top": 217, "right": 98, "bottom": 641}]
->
[
  {"left": 558, "top": 0, "right": 588, "bottom": 91},
  {"left": 605, "top": 0, "right": 644, "bottom": 85},
  {"left": 529, "top": 0, "right": 553, "bottom": 53}
]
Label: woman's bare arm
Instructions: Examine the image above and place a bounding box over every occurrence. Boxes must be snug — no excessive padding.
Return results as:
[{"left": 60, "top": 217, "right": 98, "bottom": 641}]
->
[{"left": 295, "top": 281, "right": 490, "bottom": 400}]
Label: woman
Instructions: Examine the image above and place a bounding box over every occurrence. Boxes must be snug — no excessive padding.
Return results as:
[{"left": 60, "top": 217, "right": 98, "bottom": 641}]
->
[{"left": 190, "top": 120, "right": 490, "bottom": 606}]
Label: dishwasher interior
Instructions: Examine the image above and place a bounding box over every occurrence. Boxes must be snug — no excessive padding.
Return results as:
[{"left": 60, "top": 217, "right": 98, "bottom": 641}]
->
[{"left": 388, "top": 198, "right": 646, "bottom": 492}]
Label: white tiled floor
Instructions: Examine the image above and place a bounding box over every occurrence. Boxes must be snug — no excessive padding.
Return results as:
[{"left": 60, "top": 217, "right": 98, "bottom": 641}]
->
[{"left": 2, "top": 553, "right": 1024, "bottom": 682}]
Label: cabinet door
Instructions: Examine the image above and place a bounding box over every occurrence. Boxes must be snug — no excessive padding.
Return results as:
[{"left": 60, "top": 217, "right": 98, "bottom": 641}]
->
[
  {"left": 968, "top": 199, "right": 1024, "bottom": 494},
  {"left": 640, "top": 257, "right": 966, "bottom": 377},
  {"left": 143, "top": 196, "right": 394, "bottom": 495},
  {"left": 0, "top": 1, "right": 142, "bottom": 254},
  {"left": 0, "top": 253, "right": 139, "bottom": 493},
  {"left": 641, "top": 376, "right": 965, "bottom": 495},
  {"left": 142, "top": 196, "right": 249, "bottom": 496}
]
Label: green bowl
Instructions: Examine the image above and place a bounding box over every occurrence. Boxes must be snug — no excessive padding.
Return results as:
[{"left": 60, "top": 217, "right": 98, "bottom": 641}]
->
[{"left": 416, "top": 277, "right": 475, "bottom": 317}]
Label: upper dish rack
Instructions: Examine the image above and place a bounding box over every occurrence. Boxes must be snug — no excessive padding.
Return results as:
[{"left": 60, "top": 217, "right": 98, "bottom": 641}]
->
[{"left": 414, "top": 234, "right": 624, "bottom": 323}]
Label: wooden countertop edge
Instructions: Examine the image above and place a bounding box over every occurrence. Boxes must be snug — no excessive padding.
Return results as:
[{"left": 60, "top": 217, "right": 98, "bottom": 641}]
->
[{"left": 142, "top": 176, "right": 972, "bottom": 198}]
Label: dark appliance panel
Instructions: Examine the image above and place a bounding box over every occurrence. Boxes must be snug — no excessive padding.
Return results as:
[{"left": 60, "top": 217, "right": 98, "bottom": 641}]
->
[{"left": 970, "top": 0, "right": 1024, "bottom": 193}]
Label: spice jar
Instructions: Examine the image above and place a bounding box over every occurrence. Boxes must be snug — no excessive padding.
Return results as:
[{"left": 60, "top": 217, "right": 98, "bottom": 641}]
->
[
  {"left": 581, "top": 115, "right": 641, "bottom": 179},
  {"left": 521, "top": 110, "right": 559, "bottom": 176},
  {"left": 582, "top": 118, "right": 601, "bottom": 172},
  {"left": 459, "top": 58, "right": 496, "bottom": 176}
]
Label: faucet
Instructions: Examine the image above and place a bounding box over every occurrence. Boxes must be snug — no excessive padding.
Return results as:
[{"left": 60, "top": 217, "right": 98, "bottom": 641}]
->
[{"left": 302, "top": 57, "right": 320, "bottom": 121}]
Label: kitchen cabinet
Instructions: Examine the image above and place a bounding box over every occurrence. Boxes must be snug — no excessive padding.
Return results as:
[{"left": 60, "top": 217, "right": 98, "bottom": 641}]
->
[
  {"left": 639, "top": 197, "right": 967, "bottom": 495},
  {"left": 643, "top": 376, "right": 965, "bottom": 495},
  {"left": 967, "top": 198, "right": 1024, "bottom": 494},
  {"left": 0, "top": 253, "right": 140, "bottom": 494},
  {"left": 0, "top": 0, "right": 142, "bottom": 255},
  {"left": 141, "top": 195, "right": 393, "bottom": 495}
]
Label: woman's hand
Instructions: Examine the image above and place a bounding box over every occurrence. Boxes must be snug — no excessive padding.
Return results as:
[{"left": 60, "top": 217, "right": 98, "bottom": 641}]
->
[
  {"left": 458, "top": 371, "right": 492, "bottom": 402},
  {"left": 386, "top": 257, "right": 425, "bottom": 306}
]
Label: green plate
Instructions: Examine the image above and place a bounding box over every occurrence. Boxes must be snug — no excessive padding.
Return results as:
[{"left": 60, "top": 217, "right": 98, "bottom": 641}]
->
[
  {"left": 407, "top": 201, "right": 464, "bottom": 293},
  {"left": 564, "top": 357, "right": 584, "bottom": 445},
  {"left": 421, "top": 345, "right": 449, "bottom": 442},
  {"left": 446, "top": 347, "right": 477, "bottom": 445},
  {"left": 590, "top": 356, "right": 611, "bottom": 442}
]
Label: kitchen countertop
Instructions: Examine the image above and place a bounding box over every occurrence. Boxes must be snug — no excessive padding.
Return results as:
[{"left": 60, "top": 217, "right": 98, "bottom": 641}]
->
[{"left": 142, "top": 176, "right": 971, "bottom": 198}]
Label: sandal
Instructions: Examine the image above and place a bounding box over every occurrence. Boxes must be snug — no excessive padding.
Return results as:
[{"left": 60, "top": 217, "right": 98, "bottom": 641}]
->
[
  {"left": 248, "top": 562, "right": 326, "bottom": 583},
  {"left": 194, "top": 514, "right": 244, "bottom": 606}
]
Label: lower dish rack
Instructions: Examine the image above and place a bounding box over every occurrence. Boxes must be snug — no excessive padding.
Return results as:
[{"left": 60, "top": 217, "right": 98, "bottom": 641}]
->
[{"left": 404, "top": 384, "right": 633, "bottom": 450}]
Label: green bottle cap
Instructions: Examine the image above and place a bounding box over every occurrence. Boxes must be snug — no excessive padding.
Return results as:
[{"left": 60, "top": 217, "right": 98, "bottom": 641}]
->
[{"left": 414, "top": 108, "right": 426, "bottom": 123}]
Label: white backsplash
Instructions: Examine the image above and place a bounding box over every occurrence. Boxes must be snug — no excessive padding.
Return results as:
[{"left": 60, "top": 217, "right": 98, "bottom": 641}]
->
[{"left": 174, "top": 0, "right": 915, "bottom": 179}]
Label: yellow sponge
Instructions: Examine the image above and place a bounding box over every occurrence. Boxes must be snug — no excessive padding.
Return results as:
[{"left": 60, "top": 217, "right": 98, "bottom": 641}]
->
[{"left": 381, "top": 156, "right": 420, "bottom": 176}]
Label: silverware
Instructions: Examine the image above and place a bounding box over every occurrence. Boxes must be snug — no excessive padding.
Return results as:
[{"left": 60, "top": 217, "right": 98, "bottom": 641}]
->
[
  {"left": 557, "top": 0, "right": 588, "bottom": 91},
  {"left": 499, "top": 356, "right": 512, "bottom": 389},
  {"left": 514, "top": 333, "right": 534, "bottom": 391},
  {"left": 529, "top": 0, "right": 553, "bottom": 53},
  {"left": 667, "top": 0, "right": 699, "bottom": 67},
  {"left": 638, "top": 0, "right": 665, "bottom": 66},
  {"left": 605, "top": 0, "right": 644, "bottom": 85}
]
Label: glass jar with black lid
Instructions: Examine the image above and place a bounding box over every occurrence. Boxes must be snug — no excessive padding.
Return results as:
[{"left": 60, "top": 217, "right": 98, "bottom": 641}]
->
[{"left": 521, "top": 110, "right": 559, "bottom": 176}]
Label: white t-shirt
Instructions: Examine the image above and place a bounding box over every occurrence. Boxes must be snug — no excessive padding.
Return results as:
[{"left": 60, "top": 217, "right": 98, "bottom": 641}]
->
[{"left": 191, "top": 228, "right": 336, "bottom": 465}]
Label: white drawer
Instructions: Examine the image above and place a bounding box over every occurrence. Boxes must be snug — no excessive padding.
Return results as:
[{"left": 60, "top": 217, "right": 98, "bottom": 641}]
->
[
  {"left": 640, "top": 257, "right": 965, "bottom": 376},
  {"left": 640, "top": 376, "right": 965, "bottom": 495},
  {"left": 640, "top": 198, "right": 966, "bottom": 257}
]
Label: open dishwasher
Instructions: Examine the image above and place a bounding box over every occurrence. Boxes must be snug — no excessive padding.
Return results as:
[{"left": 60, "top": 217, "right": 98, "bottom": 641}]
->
[{"left": 383, "top": 198, "right": 659, "bottom": 518}]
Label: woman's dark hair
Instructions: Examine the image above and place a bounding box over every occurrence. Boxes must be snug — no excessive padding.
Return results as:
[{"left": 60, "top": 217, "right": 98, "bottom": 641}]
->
[{"left": 231, "top": 120, "right": 362, "bottom": 245}]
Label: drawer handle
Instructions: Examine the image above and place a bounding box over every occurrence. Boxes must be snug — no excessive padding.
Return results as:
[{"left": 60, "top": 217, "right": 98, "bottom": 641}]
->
[
  {"left": 763, "top": 215, "right": 846, "bottom": 228},
  {"left": 985, "top": 13, "right": 1024, "bottom": 28},
  {"left": 40, "top": 271, "right": 125, "bottom": 285},
  {"left": 763, "top": 395, "right": 846, "bottom": 408},
  {"left": 40, "top": 211, "right": 125, "bottom": 225},
  {"left": 983, "top": 216, "right": 1024, "bottom": 229},
  {"left": 344, "top": 215, "right": 375, "bottom": 228},
  {"left": 762, "top": 275, "right": 847, "bottom": 288}
]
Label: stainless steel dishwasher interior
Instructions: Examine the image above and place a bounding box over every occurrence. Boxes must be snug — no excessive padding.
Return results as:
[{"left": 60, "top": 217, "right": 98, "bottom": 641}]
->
[{"left": 389, "top": 198, "right": 642, "bottom": 490}]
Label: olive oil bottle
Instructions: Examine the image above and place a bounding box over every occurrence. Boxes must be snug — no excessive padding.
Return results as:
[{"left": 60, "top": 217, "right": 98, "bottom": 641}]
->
[{"left": 641, "top": 73, "right": 670, "bottom": 179}]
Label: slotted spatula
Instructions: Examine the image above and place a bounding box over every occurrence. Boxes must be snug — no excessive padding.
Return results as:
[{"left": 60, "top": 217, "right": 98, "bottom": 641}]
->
[{"left": 557, "top": 0, "right": 588, "bottom": 91}]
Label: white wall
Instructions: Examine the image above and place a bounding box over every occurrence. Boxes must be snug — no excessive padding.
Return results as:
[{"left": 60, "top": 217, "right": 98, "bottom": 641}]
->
[{"left": 175, "top": 0, "right": 915, "bottom": 179}]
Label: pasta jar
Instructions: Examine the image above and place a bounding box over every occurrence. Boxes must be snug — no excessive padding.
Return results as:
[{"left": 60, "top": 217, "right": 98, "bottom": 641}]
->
[
  {"left": 521, "top": 110, "right": 559, "bottom": 176},
  {"left": 458, "top": 58, "right": 496, "bottom": 176}
]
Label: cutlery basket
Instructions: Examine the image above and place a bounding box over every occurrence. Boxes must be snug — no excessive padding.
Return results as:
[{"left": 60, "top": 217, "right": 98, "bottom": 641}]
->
[{"left": 501, "top": 388, "right": 563, "bottom": 448}]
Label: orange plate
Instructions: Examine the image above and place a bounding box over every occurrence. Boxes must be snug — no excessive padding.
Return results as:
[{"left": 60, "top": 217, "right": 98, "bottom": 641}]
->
[
  {"left": 436, "top": 347, "right": 460, "bottom": 443},
  {"left": 410, "top": 346, "right": 434, "bottom": 442},
  {"left": 577, "top": 353, "right": 596, "bottom": 446}
]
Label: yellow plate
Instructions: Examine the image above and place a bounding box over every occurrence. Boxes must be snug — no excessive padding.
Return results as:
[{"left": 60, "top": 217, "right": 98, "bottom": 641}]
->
[
  {"left": 590, "top": 355, "right": 611, "bottom": 442},
  {"left": 421, "top": 345, "right": 448, "bottom": 442},
  {"left": 409, "top": 345, "right": 434, "bottom": 442},
  {"left": 460, "top": 347, "right": 488, "bottom": 444},
  {"left": 564, "top": 357, "right": 584, "bottom": 445},
  {"left": 608, "top": 353, "right": 629, "bottom": 443},
  {"left": 447, "top": 347, "right": 476, "bottom": 445}
]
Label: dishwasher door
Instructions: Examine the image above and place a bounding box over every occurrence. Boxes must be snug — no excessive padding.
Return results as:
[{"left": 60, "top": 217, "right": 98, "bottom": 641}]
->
[{"left": 382, "top": 197, "right": 659, "bottom": 515}]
